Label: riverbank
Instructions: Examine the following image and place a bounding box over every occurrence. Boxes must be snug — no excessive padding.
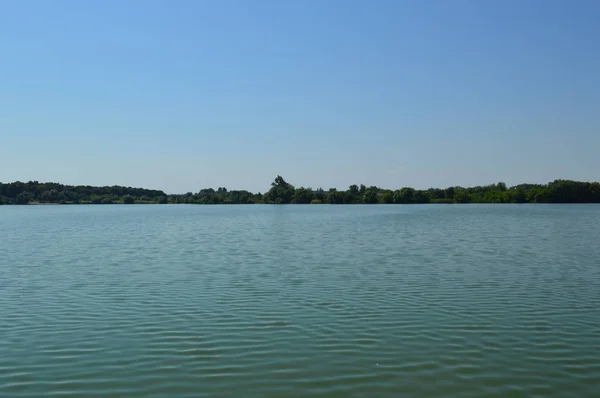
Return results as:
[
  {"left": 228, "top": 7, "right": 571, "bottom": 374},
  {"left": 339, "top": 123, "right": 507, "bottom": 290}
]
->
[{"left": 1, "top": 177, "right": 599, "bottom": 205}]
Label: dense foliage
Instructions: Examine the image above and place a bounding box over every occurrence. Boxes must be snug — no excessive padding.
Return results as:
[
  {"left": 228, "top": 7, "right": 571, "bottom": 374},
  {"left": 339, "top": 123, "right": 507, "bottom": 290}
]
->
[
  {"left": 259, "top": 176, "right": 600, "bottom": 204},
  {"left": 168, "top": 187, "right": 262, "bottom": 204},
  {"left": 1, "top": 177, "right": 599, "bottom": 205},
  {"left": 0, "top": 181, "right": 168, "bottom": 205}
]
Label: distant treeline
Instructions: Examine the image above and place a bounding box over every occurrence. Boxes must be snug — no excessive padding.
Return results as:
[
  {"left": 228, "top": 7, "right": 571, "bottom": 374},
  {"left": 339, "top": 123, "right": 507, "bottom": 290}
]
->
[
  {"left": 260, "top": 176, "right": 600, "bottom": 204},
  {"left": 1, "top": 176, "right": 599, "bottom": 205},
  {"left": 0, "top": 181, "right": 168, "bottom": 205}
]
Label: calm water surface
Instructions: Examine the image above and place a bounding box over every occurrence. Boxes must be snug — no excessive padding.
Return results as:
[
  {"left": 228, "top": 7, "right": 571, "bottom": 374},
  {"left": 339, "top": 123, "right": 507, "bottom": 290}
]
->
[{"left": 1, "top": 204, "right": 599, "bottom": 397}]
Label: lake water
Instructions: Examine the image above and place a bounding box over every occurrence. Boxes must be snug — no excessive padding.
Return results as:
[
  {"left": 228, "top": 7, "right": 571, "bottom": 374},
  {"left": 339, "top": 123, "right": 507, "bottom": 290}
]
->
[{"left": 1, "top": 204, "right": 599, "bottom": 397}]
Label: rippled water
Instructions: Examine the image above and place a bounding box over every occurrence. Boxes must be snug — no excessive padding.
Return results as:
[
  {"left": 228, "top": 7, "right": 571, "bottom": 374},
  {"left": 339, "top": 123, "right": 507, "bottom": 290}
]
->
[{"left": 1, "top": 204, "right": 600, "bottom": 397}]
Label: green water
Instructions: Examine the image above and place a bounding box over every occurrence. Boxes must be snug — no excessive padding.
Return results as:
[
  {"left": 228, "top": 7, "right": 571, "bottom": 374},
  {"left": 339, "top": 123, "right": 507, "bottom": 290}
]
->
[{"left": 1, "top": 204, "right": 599, "bottom": 397}]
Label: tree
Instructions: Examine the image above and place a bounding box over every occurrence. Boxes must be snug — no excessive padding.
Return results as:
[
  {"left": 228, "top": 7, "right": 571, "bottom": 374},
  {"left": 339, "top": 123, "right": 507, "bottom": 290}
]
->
[
  {"left": 512, "top": 188, "right": 527, "bottom": 203},
  {"left": 382, "top": 191, "right": 394, "bottom": 204},
  {"left": 364, "top": 189, "right": 378, "bottom": 204},
  {"left": 346, "top": 185, "right": 359, "bottom": 203},
  {"left": 394, "top": 187, "right": 415, "bottom": 204},
  {"left": 123, "top": 195, "right": 135, "bottom": 204},
  {"left": 326, "top": 189, "right": 344, "bottom": 204},
  {"left": 57, "top": 192, "right": 66, "bottom": 203},
  {"left": 264, "top": 175, "right": 294, "bottom": 204},
  {"left": 64, "top": 190, "right": 79, "bottom": 201},
  {"left": 413, "top": 190, "right": 430, "bottom": 204},
  {"left": 343, "top": 191, "right": 356, "bottom": 204},
  {"left": 292, "top": 187, "right": 314, "bottom": 204},
  {"left": 40, "top": 189, "right": 58, "bottom": 202},
  {"left": 313, "top": 188, "right": 326, "bottom": 202},
  {"left": 1, "top": 177, "right": 600, "bottom": 206},
  {"left": 15, "top": 192, "right": 32, "bottom": 204},
  {"left": 271, "top": 175, "right": 289, "bottom": 188},
  {"left": 454, "top": 189, "right": 470, "bottom": 203}
]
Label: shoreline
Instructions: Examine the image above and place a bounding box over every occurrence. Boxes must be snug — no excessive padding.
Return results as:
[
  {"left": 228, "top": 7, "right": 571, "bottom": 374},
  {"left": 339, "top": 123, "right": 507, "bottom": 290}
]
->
[
  {"left": 2, "top": 177, "right": 599, "bottom": 205},
  {"left": 3, "top": 202, "right": 600, "bottom": 206}
]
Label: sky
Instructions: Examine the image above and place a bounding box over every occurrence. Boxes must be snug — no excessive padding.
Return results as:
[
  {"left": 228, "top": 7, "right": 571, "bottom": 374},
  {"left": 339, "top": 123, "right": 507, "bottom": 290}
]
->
[{"left": 1, "top": 0, "right": 599, "bottom": 193}]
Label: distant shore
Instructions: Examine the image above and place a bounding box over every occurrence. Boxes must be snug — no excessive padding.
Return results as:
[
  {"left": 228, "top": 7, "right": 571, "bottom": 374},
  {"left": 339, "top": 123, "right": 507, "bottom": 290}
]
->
[{"left": 1, "top": 176, "right": 599, "bottom": 205}]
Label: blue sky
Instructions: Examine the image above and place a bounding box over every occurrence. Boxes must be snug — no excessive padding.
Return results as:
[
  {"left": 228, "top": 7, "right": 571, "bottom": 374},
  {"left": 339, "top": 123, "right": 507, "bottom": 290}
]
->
[{"left": 1, "top": 0, "right": 599, "bottom": 193}]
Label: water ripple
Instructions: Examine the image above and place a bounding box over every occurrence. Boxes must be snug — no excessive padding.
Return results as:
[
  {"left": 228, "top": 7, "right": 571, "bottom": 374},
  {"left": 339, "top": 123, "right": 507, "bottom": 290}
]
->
[{"left": 1, "top": 204, "right": 600, "bottom": 397}]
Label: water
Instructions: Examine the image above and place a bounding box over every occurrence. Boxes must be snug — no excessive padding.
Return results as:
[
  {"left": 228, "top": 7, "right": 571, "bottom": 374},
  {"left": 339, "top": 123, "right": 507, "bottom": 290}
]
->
[{"left": 1, "top": 204, "right": 599, "bottom": 397}]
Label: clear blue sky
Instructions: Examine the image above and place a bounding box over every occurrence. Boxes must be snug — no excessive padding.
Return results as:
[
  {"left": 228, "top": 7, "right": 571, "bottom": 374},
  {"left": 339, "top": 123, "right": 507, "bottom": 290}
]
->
[{"left": 1, "top": 0, "right": 599, "bottom": 193}]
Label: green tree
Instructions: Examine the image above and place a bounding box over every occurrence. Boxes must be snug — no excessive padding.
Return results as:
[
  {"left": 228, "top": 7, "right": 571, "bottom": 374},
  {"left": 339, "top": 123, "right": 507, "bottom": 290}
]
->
[
  {"left": 40, "top": 189, "right": 58, "bottom": 202},
  {"left": 511, "top": 188, "right": 527, "bottom": 203},
  {"left": 123, "top": 195, "right": 135, "bottom": 204},
  {"left": 313, "top": 188, "right": 326, "bottom": 202},
  {"left": 326, "top": 188, "right": 345, "bottom": 204},
  {"left": 445, "top": 187, "right": 455, "bottom": 200},
  {"left": 341, "top": 191, "right": 353, "bottom": 204},
  {"left": 2, "top": 177, "right": 600, "bottom": 206},
  {"left": 394, "top": 187, "right": 415, "bottom": 204},
  {"left": 345, "top": 185, "right": 359, "bottom": 203},
  {"left": 413, "top": 190, "right": 430, "bottom": 204},
  {"left": 292, "top": 187, "right": 314, "bottom": 204},
  {"left": 364, "top": 189, "right": 378, "bottom": 204},
  {"left": 264, "top": 175, "right": 294, "bottom": 204},
  {"left": 382, "top": 191, "right": 393, "bottom": 204},
  {"left": 454, "top": 189, "right": 470, "bottom": 203},
  {"left": 15, "top": 192, "right": 32, "bottom": 204},
  {"left": 57, "top": 191, "right": 66, "bottom": 203}
]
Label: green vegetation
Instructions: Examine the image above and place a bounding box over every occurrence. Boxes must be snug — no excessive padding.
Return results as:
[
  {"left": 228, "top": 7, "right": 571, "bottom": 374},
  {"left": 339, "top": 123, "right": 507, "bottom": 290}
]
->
[
  {"left": 0, "top": 181, "right": 167, "bottom": 205},
  {"left": 259, "top": 176, "right": 600, "bottom": 204},
  {"left": 1, "top": 177, "right": 599, "bottom": 205},
  {"left": 169, "top": 187, "right": 262, "bottom": 204}
]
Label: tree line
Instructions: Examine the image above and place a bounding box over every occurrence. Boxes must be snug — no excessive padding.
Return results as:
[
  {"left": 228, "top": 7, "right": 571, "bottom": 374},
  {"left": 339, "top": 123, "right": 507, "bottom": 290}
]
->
[
  {"left": 1, "top": 177, "right": 599, "bottom": 205},
  {"left": 261, "top": 176, "right": 600, "bottom": 204},
  {"left": 0, "top": 181, "right": 168, "bottom": 205}
]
